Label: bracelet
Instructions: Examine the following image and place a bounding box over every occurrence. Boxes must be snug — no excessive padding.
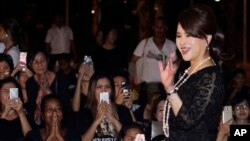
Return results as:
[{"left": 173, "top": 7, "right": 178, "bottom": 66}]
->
[{"left": 166, "top": 89, "right": 177, "bottom": 96}]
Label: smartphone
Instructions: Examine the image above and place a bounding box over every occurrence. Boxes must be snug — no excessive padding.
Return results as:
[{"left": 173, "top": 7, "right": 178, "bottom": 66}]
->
[
  {"left": 20, "top": 52, "right": 27, "bottom": 64},
  {"left": 100, "top": 92, "right": 109, "bottom": 103},
  {"left": 222, "top": 106, "right": 233, "bottom": 123},
  {"left": 9, "top": 88, "right": 19, "bottom": 99},
  {"left": 82, "top": 55, "right": 93, "bottom": 66},
  {"left": 121, "top": 81, "right": 130, "bottom": 96}
]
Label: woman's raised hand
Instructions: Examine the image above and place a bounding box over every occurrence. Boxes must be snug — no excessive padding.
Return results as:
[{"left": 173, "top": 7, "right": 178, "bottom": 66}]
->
[{"left": 159, "top": 53, "right": 176, "bottom": 92}]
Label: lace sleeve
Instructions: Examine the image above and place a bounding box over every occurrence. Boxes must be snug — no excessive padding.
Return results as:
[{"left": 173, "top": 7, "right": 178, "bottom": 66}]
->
[{"left": 173, "top": 72, "right": 221, "bottom": 129}]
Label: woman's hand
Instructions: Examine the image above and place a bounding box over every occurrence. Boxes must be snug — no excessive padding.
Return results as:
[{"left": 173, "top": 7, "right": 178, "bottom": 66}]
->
[
  {"left": 46, "top": 113, "right": 64, "bottom": 141},
  {"left": 218, "top": 118, "right": 233, "bottom": 136},
  {"left": 106, "top": 103, "right": 118, "bottom": 124},
  {"left": 1, "top": 99, "right": 13, "bottom": 118},
  {"left": 53, "top": 113, "right": 64, "bottom": 141},
  {"left": 217, "top": 118, "right": 233, "bottom": 141},
  {"left": 11, "top": 62, "right": 33, "bottom": 77},
  {"left": 9, "top": 98, "right": 24, "bottom": 115},
  {"left": 123, "top": 97, "right": 133, "bottom": 110},
  {"left": 115, "top": 89, "right": 124, "bottom": 105},
  {"left": 94, "top": 102, "right": 105, "bottom": 125},
  {"left": 159, "top": 53, "right": 176, "bottom": 92},
  {"left": 78, "top": 64, "right": 94, "bottom": 81}
]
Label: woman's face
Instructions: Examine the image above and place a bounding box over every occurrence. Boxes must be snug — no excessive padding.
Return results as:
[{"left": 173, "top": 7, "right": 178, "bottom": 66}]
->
[
  {"left": 155, "top": 100, "right": 165, "bottom": 121},
  {"left": 95, "top": 77, "right": 112, "bottom": 102},
  {"left": 176, "top": 23, "right": 208, "bottom": 61},
  {"left": 123, "top": 128, "right": 142, "bottom": 141},
  {"left": 234, "top": 100, "right": 250, "bottom": 121},
  {"left": 0, "top": 61, "right": 11, "bottom": 80},
  {"left": 0, "top": 82, "right": 16, "bottom": 106},
  {"left": 30, "top": 52, "right": 48, "bottom": 75},
  {"left": 43, "top": 98, "right": 63, "bottom": 125},
  {"left": 113, "top": 76, "right": 126, "bottom": 97}
]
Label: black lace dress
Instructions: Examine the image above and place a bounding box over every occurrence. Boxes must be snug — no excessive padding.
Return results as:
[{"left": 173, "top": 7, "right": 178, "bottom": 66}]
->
[{"left": 167, "top": 66, "right": 225, "bottom": 141}]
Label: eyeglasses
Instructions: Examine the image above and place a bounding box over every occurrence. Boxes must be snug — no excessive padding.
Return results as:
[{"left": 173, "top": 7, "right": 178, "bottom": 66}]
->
[
  {"left": 235, "top": 105, "right": 249, "bottom": 111},
  {"left": 32, "top": 59, "right": 47, "bottom": 65}
]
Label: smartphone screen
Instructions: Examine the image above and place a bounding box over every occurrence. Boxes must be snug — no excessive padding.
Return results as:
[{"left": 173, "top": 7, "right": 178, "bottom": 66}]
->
[
  {"left": 100, "top": 92, "right": 109, "bottom": 104},
  {"left": 20, "top": 52, "right": 27, "bottom": 64},
  {"left": 222, "top": 105, "right": 233, "bottom": 123},
  {"left": 9, "top": 88, "right": 19, "bottom": 99}
]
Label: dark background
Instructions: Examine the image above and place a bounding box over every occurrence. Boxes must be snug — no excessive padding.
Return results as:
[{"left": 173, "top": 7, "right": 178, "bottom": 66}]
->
[{"left": 0, "top": 0, "right": 249, "bottom": 66}]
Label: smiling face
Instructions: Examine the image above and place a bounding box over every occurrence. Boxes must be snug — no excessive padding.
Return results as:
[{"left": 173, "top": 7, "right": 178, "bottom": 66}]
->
[
  {"left": 123, "top": 128, "right": 142, "bottom": 141},
  {"left": 155, "top": 100, "right": 165, "bottom": 122},
  {"left": 0, "top": 61, "right": 11, "bottom": 80},
  {"left": 95, "top": 77, "right": 112, "bottom": 102},
  {"left": 30, "top": 52, "right": 48, "bottom": 75},
  {"left": 43, "top": 98, "right": 63, "bottom": 125},
  {"left": 234, "top": 100, "right": 250, "bottom": 121},
  {"left": 176, "top": 23, "right": 208, "bottom": 62}
]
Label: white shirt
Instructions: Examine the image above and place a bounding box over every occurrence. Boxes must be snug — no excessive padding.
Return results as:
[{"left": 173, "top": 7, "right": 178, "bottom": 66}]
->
[
  {"left": 0, "top": 43, "right": 20, "bottom": 67},
  {"left": 133, "top": 37, "right": 177, "bottom": 83},
  {"left": 45, "top": 25, "right": 73, "bottom": 54}
]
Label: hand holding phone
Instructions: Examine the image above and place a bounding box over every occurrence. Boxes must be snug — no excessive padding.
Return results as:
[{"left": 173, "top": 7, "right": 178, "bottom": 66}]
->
[
  {"left": 222, "top": 106, "right": 233, "bottom": 123},
  {"left": 121, "top": 81, "right": 130, "bottom": 97},
  {"left": 20, "top": 52, "right": 27, "bottom": 64},
  {"left": 9, "top": 88, "right": 19, "bottom": 100},
  {"left": 100, "top": 92, "right": 109, "bottom": 104}
]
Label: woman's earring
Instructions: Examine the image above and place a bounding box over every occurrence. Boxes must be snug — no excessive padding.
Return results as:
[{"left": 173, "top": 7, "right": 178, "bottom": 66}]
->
[{"left": 5, "top": 33, "right": 8, "bottom": 37}]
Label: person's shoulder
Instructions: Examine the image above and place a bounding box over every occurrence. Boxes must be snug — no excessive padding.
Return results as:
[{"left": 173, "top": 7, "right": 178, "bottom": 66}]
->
[
  {"left": 9, "top": 45, "right": 20, "bottom": 53},
  {"left": 63, "top": 25, "right": 73, "bottom": 31},
  {"left": 165, "top": 38, "right": 176, "bottom": 45}
]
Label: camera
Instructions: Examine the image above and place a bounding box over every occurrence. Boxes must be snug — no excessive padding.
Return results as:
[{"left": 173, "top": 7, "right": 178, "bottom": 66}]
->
[
  {"left": 222, "top": 105, "right": 233, "bottom": 123},
  {"left": 82, "top": 55, "right": 93, "bottom": 66},
  {"left": 9, "top": 88, "right": 19, "bottom": 99},
  {"left": 100, "top": 92, "right": 109, "bottom": 104},
  {"left": 121, "top": 81, "right": 130, "bottom": 96}
]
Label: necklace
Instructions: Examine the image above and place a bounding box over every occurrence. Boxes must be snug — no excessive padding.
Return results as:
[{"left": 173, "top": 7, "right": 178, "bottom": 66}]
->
[{"left": 163, "top": 56, "right": 212, "bottom": 137}]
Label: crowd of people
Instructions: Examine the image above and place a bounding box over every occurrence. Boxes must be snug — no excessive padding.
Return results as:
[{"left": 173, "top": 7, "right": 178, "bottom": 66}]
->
[{"left": 0, "top": 4, "right": 249, "bottom": 141}]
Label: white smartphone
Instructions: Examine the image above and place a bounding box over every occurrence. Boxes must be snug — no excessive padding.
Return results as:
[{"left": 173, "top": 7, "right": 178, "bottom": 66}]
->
[
  {"left": 9, "top": 88, "right": 19, "bottom": 99},
  {"left": 100, "top": 92, "right": 109, "bottom": 104},
  {"left": 222, "top": 105, "right": 233, "bottom": 123},
  {"left": 20, "top": 52, "right": 27, "bottom": 64}
]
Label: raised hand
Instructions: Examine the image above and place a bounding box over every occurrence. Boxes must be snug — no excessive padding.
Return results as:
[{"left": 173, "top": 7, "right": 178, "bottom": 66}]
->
[
  {"left": 159, "top": 53, "right": 176, "bottom": 92},
  {"left": 94, "top": 101, "right": 105, "bottom": 125},
  {"left": 115, "top": 88, "right": 124, "bottom": 105},
  {"left": 46, "top": 113, "right": 64, "bottom": 141},
  {"left": 9, "top": 98, "right": 23, "bottom": 115},
  {"left": 1, "top": 99, "right": 13, "bottom": 118},
  {"left": 105, "top": 102, "right": 118, "bottom": 124},
  {"left": 78, "top": 64, "right": 94, "bottom": 81}
]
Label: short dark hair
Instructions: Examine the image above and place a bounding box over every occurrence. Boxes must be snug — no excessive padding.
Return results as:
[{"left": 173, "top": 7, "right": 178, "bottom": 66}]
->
[
  {"left": 40, "top": 94, "right": 63, "bottom": 114},
  {"left": 0, "top": 53, "right": 14, "bottom": 71},
  {"left": 0, "top": 77, "right": 23, "bottom": 101},
  {"left": 118, "top": 122, "right": 144, "bottom": 140}
]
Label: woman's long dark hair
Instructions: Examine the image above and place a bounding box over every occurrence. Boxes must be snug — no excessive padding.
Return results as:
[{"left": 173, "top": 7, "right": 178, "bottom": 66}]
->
[{"left": 85, "top": 71, "right": 115, "bottom": 115}]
